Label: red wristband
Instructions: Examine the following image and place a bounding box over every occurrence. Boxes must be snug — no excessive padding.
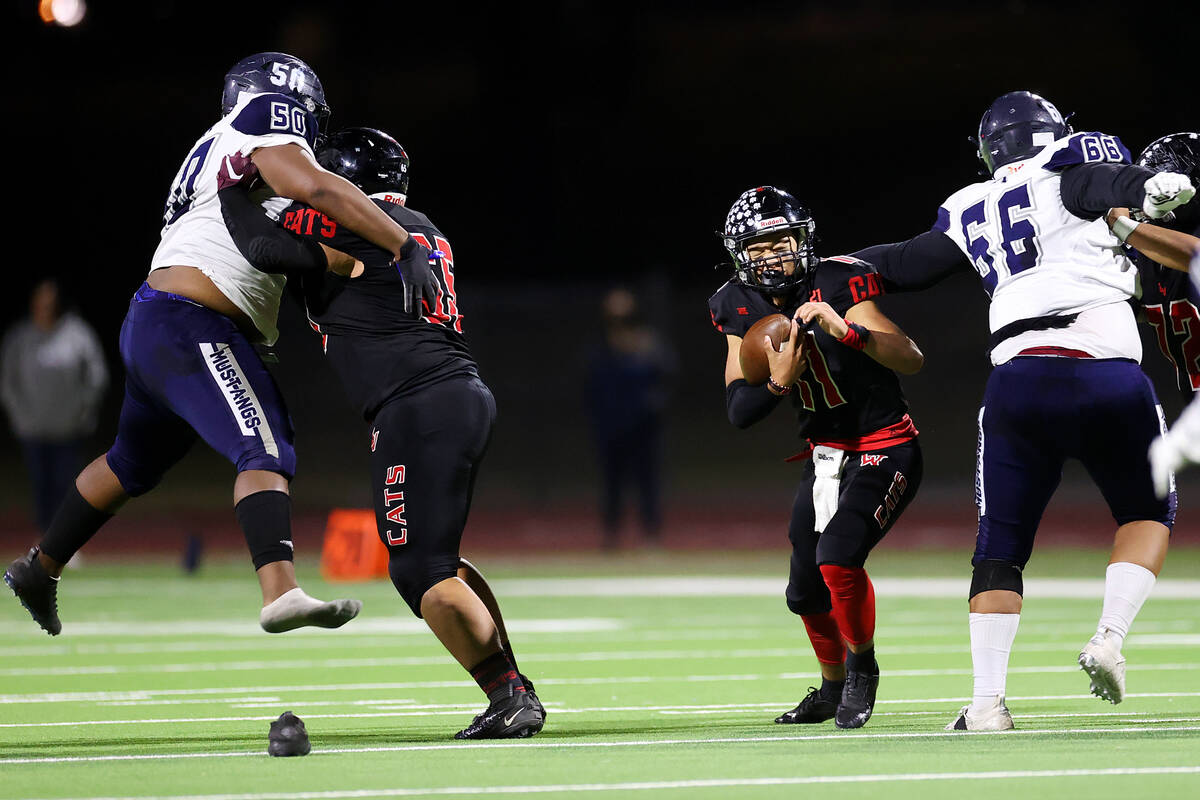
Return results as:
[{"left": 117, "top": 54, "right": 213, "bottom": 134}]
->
[
  {"left": 767, "top": 377, "right": 793, "bottom": 396},
  {"left": 838, "top": 320, "right": 870, "bottom": 351}
]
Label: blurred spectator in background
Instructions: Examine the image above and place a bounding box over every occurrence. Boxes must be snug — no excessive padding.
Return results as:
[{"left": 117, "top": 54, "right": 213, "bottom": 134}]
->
[
  {"left": 1, "top": 279, "right": 108, "bottom": 532},
  {"left": 585, "top": 287, "right": 675, "bottom": 549}
]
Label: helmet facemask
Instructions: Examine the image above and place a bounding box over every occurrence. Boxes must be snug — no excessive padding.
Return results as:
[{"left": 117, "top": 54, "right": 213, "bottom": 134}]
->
[
  {"left": 729, "top": 227, "right": 816, "bottom": 295},
  {"left": 720, "top": 186, "right": 817, "bottom": 296}
]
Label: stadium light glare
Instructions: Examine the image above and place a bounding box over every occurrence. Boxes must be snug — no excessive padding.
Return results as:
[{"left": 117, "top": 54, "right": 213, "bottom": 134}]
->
[{"left": 38, "top": 0, "right": 87, "bottom": 27}]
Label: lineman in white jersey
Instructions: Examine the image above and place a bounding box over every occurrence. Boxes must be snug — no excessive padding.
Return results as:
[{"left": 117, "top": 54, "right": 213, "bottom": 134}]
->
[
  {"left": 4, "top": 52, "right": 439, "bottom": 639},
  {"left": 852, "top": 91, "right": 1196, "bottom": 729}
]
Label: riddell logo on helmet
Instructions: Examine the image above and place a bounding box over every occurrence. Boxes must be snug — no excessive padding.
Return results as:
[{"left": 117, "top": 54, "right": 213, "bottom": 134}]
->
[{"left": 756, "top": 216, "right": 788, "bottom": 228}]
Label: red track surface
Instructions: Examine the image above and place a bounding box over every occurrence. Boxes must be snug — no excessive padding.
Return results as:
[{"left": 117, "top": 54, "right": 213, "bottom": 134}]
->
[{"left": 2, "top": 502, "right": 1196, "bottom": 556}]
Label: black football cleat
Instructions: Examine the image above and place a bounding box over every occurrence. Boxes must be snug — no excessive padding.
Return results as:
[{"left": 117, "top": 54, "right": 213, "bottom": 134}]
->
[
  {"left": 835, "top": 668, "right": 880, "bottom": 729},
  {"left": 268, "top": 711, "right": 311, "bottom": 757},
  {"left": 520, "top": 673, "right": 546, "bottom": 721},
  {"left": 775, "top": 686, "right": 838, "bottom": 724},
  {"left": 454, "top": 688, "right": 545, "bottom": 740},
  {"left": 4, "top": 547, "right": 62, "bottom": 636}
]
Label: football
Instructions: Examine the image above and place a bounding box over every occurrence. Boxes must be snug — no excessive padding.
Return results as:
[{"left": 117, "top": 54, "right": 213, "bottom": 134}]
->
[{"left": 738, "top": 313, "right": 797, "bottom": 385}]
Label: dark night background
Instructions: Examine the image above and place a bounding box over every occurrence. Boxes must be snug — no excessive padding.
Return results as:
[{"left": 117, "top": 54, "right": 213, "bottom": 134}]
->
[{"left": 2, "top": 0, "right": 1198, "bottom": 553}]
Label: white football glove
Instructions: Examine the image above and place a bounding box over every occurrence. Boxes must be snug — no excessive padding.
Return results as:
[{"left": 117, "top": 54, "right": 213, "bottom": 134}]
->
[
  {"left": 1142, "top": 172, "right": 1196, "bottom": 220},
  {"left": 1149, "top": 436, "right": 1179, "bottom": 500},
  {"left": 1149, "top": 397, "right": 1200, "bottom": 497}
]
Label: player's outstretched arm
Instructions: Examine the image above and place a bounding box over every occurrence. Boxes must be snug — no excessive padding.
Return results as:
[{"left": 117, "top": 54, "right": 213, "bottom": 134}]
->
[
  {"left": 252, "top": 144, "right": 412, "bottom": 258},
  {"left": 252, "top": 144, "right": 439, "bottom": 316},
  {"left": 852, "top": 231, "right": 970, "bottom": 293},
  {"left": 1107, "top": 208, "right": 1200, "bottom": 273},
  {"left": 797, "top": 301, "right": 924, "bottom": 375},
  {"left": 217, "top": 168, "right": 329, "bottom": 275}
]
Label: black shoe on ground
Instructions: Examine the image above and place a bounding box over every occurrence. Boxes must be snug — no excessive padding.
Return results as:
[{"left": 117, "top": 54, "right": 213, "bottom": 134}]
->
[
  {"left": 454, "top": 688, "right": 545, "bottom": 740},
  {"left": 835, "top": 668, "right": 880, "bottom": 729},
  {"left": 775, "top": 686, "right": 838, "bottom": 724},
  {"left": 268, "top": 711, "right": 311, "bottom": 756},
  {"left": 4, "top": 547, "right": 61, "bottom": 636},
  {"left": 520, "top": 673, "right": 546, "bottom": 721}
]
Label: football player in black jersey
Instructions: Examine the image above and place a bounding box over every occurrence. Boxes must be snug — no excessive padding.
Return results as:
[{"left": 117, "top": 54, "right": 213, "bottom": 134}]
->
[
  {"left": 709, "top": 186, "right": 925, "bottom": 728},
  {"left": 1123, "top": 133, "right": 1200, "bottom": 493},
  {"left": 216, "top": 128, "right": 544, "bottom": 740},
  {"left": 1123, "top": 134, "right": 1200, "bottom": 405}
]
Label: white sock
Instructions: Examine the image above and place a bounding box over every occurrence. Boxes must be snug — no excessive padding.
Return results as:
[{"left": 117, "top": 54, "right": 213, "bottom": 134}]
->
[
  {"left": 969, "top": 612, "right": 1020, "bottom": 712},
  {"left": 1097, "top": 562, "right": 1156, "bottom": 649},
  {"left": 259, "top": 587, "right": 362, "bottom": 633},
  {"left": 262, "top": 587, "right": 321, "bottom": 616}
]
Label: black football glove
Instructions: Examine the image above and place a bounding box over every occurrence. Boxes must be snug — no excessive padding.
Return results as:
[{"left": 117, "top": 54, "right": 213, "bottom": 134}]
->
[{"left": 392, "top": 237, "right": 440, "bottom": 317}]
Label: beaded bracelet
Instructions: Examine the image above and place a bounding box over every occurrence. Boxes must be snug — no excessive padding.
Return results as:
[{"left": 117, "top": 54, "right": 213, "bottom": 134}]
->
[{"left": 767, "top": 377, "right": 793, "bottom": 396}]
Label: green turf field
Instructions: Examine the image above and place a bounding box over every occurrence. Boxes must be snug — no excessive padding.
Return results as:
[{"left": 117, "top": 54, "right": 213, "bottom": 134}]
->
[{"left": 1, "top": 549, "right": 1198, "bottom": 799}]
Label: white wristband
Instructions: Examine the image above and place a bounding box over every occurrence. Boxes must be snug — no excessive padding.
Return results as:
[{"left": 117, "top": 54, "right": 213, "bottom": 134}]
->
[{"left": 1111, "top": 215, "right": 1141, "bottom": 244}]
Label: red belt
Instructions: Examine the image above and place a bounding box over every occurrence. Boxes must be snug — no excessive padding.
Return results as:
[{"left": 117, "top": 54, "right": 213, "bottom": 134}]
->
[
  {"left": 786, "top": 414, "right": 920, "bottom": 461},
  {"left": 1016, "top": 346, "right": 1093, "bottom": 358}
]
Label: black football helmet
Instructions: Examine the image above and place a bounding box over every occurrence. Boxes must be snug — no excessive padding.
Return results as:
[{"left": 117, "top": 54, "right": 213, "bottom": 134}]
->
[
  {"left": 720, "top": 186, "right": 817, "bottom": 295},
  {"left": 976, "top": 91, "right": 1072, "bottom": 174},
  {"left": 1137, "top": 132, "right": 1200, "bottom": 231},
  {"left": 317, "top": 127, "right": 410, "bottom": 202},
  {"left": 221, "top": 52, "right": 330, "bottom": 140}
]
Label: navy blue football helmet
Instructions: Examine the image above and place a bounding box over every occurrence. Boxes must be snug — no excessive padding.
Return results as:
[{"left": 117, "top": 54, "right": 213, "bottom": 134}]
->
[
  {"left": 221, "top": 52, "right": 330, "bottom": 139},
  {"left": 720, "top": 186, "right": 817, "bottom": 295},
  {"left": 317, "top": 128, "right": 410, "bottom": 202},
  {"left": 976, "top": 91, "right": 1072, "bottom": 174},
  {"left": 1137, "top": 132, "right": 1200, "bottom": 231}
]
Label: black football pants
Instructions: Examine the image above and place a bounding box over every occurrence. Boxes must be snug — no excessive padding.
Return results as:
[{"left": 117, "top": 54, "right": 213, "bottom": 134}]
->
[
  {"left": 785, "top": 439, "right": 923, "bottom": 616},
  {"left": 369, "top": 376, "right": 496, "bottom": 616}
]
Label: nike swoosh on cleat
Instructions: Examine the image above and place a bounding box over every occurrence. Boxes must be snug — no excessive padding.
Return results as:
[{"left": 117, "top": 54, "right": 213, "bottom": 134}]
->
[{"left": 503, "top": 710, "right": 526, "bottom": 726}]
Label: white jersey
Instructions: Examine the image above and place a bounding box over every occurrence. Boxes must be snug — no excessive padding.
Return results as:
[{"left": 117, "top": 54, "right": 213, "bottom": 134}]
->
[
  {"left": 150, "top": 91, "right": 318, "bottom": 344},
  {"left": 934, "top": 131, "right": 1140, "bottom": 365}
]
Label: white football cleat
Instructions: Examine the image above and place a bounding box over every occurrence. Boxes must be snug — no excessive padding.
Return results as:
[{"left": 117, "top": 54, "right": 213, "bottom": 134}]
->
[
  {"left": 1079, "top": 631, "right": 1126, "bottom": 704},
  {"left": 945, "top": 695, "right": 1014, "bottom": 731}
]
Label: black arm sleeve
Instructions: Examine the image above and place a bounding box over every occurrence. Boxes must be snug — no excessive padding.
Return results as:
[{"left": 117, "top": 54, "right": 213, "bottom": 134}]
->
[
  {"left": 726, "top": 378, "right": 783, "bottom": 429},
  {"left": 218, "top": 186, "right": 328, "bottom": 275},
  {"left": 1059, "top": 163, "right": 1155, "bottom": 220},
  {"left": 852, "top": 230, "right": 971, "bottom": 293}
]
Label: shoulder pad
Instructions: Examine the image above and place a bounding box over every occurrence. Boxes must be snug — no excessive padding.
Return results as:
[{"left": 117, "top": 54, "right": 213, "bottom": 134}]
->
[
  {"left": 708, "top": 281, "right": 759, "bottom": 335},
  {"left": 819, "top": 258, "right": 884, "bottom": 308},
  {"left": 932, "top": 205, "right": 951, "bottom": 233},
  {"left": 823, "top": 255, "right": 872, "bottom": 271},
  {"left": 231, "top": 93, "right": 317, "bottom": 147},
  {"left": 1043, "top": 131, "right": 1132, "bottom": 172}
]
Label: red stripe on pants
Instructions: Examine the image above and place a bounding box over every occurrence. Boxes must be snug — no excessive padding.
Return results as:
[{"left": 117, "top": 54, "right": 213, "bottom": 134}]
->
[{"left": 819, "top": 564, "right": 876, "bottom": 646}]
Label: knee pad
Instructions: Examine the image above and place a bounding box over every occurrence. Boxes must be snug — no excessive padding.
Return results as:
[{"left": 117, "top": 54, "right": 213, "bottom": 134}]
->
[
  {"left": 388, "top": 554, "right": 460, "bottom": 617},
  {"left": 969, "top": 559, "right": 1024, "bottom": 600},
  {"left": 786, "top": 581, "right": 833, "bottom": 617}
]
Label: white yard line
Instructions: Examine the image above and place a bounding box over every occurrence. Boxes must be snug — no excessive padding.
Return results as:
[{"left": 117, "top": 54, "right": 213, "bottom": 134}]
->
[
  {"left": 3, "top": 655, "right": 1197, "bottom": 679},
  {"left": 5, "top": 629, "right": 1196, "bottom": 662},
  {"left": 5, "top": 705, "right": 1200, "bottom": 730},
  {"left": 0, "top": 618, "right": 621, "bottom": 639},
  {"left": 485, "top": 576, "right": 1200, "bottom": 598},
  {"left": 31, "top": 767, "right": 1200, "bottom": 799},
  {"left": 5, "top": 675, "right": 1200, "bottom": 707},
  {"left": 4, "top": 727, "right": 1200, "bottom": 765}
]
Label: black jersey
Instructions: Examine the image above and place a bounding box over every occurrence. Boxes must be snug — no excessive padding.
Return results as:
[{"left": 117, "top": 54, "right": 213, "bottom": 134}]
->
[
  {"left": 709, "top": 257, "right": 912, "bottom": 444},
  {"left": 273, "top": 199, "right": 478, "bottom": 420},
  {"left": 1132, "top": 219, "right": 1200, "bottom": 403}
]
